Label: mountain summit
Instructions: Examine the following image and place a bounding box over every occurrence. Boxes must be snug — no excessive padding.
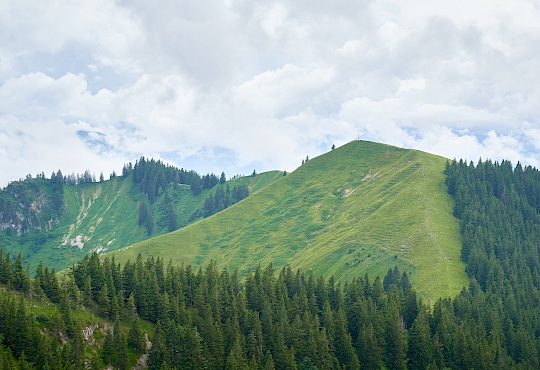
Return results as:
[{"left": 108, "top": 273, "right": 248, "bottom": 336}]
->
[{"left": 112, "top": 141, "right": 468, "bottom": 301}]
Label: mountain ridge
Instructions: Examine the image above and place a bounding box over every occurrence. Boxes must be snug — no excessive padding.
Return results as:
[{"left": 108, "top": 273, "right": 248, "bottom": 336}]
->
[
  {"left": 110, "top": 141, "right": 469, "bottom": 301},
  {"left": 0, "top": 165, "right": 282, "bottom": 271}
]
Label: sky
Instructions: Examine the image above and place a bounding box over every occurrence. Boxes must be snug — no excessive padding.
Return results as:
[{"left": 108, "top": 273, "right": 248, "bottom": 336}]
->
[{"left": 1, "top": 0, "right": 540, "bottom": 187}]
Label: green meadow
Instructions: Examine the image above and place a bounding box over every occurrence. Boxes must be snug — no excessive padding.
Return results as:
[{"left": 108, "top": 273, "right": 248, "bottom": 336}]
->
[
  {"left": 5, "top": 168, "right": 282, "bottom": 272},
  {"left": 111, "top": 141, "right": 469, "bottom": 301}
]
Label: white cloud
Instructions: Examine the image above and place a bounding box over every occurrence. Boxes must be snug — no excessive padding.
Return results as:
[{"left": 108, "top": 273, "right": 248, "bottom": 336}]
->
[
  {"left": 0, "top": 116, "right": 126, "bottom": 184},
  {"left": 396, "top": 77, "right": 426, "bottom": 95},
  {"left": 523, "top": 123, "right": 540, "bottom": 150},
  {"left": 1, "top": 0, "right": 540, "bottom": 187}
]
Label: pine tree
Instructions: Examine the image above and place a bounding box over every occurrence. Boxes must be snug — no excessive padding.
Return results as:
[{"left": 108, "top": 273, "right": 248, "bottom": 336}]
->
[
  {"left": 128, "top": 318, "right": 146, "bottom": 353},
  {"left": 139, "top": 199, "right": 149, "bottom": 226},
  {"left": 98, "top": 284, "right": 110, "bottom": 317},
  {"left": 264, "top": 352, "right": 276, "bottom": 370},
  {"left": 82, "top": 276, "right": 93, "bottom": 307},
  {"left": 13, "top": 253, "right": 30, "bottom": 293},
  {"left": 357, "top": 322, "right": 383, "bottom": 370},
  {"left": 383, "top": 266, "right": 400, "bottom": 292},
  {"left": 148, "top": 322, "right": 167, "bottom": 370},
  {"left": 333, "top": 308, "right": 360, "bottom": 370},
  {"left": 113, "top": 319, "right": 128, "bottom": 369},
  {"left": 127, "top": 292, "right": 137, "bottom": 318},
  {"left": 70, "top": 321, "right": 85, "bottom": 369},
  {"left": 43, "top": 267, "right": 62, "bottom": 303},
  {"left": 189, "top": 327, "right": 208, "bottom": 369},
  {"left": 203, "top": 312, "right": 225, "bottom": 369},
  {"left": 402, "top": 287, "right": 418, "bottom": 329},
  {"left": 13, "top": 296, "right": 31, "bottom": 357},
  {"left": 168, "top": 207, "right": 178, "bottom": 232},
  {"left": 110, "top": 295, "right": 120, "bottom": 320},
  {"left": 299, "top": 357, "right": 318, "bottom": 370},
  {"left": 399, "top": 271, "right": 410, "bottom": 291},
  {"left": 146, "top": 209, "right": 154, "bottom": 235},
  {"left": 190, "top": 174, "right": 202, "bottom": 195},
  {"left": 407, "top": 312, "right": 433, "bottom": 369},
  {"left": 102, "top": 329, "right": 115, "bottom": 366},
  {"left": 384, "top": 303, "right": 407, "bottom": 370},
  {"left": 0, "top": 251, "right": 13, "bottom": 286}
]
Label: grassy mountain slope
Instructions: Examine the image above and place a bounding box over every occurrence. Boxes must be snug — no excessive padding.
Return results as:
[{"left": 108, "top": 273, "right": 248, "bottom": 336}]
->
[
  {"left": 111, "top": 141, "right": 468, "bottom": 301},
  {"left": 1, "top": 171, "right": 282, "bottom": 272}
]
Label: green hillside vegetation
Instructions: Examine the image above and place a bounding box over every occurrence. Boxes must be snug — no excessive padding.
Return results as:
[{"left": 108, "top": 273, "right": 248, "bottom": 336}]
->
[
  {"left": 111, "top": 141, "right": 469, "bottom": 301},
  {"left": 3, "top": 153, "right": 540, "bottom": 369},
  {"left": 0, "top": 248, "right": 155, "bottom": 369},
  {"left": 0, "top": 168, "right": 282, "bottom": 272}
]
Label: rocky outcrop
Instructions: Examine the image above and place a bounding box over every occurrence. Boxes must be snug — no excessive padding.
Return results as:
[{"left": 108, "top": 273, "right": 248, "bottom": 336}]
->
[{"left": 0, "top": 179, "right": 61, "bottom": 235}]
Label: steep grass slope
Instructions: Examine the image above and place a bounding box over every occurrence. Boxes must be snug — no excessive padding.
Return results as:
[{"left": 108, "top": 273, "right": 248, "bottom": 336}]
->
[
  {"left": 112, "top": 141, "right": 469, "bottom": 301},
  {"left": 2, "top": 172, "right": 282, "bottom": 272}
]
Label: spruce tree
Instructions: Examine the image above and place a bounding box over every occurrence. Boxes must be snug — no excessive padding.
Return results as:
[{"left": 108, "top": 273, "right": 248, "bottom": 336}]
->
[
  {"left": 299, "top": 357, "right": 318, "bottom": 370},
  {"left": 113, "top": 320, "right": 128, "bottom": 370},
  {"left": 148, "top": 322, "right": 167, "bottom": 370},
  {"left": 139, "top": 199, "right": 149, "bottom": 226},
  {"left": 407, "top": 312, "right": 432, "bottom": 369},
  {"left": 128, "top": 318, "right": 146, "bottom": 353},
  {"left": 168, "top": 207, "right": 178, "bottom": 232},
  {"left": 190, "top": 174, "right": 202, "bottom": 195},
  {"left": 98, "top": 284, "right": 110, "bottom": 317},
  {"left": 263, "top": 352, "right": 276, "bottom": 370},
  {"left": 102, "top": 329, "right": 115, "bottom": 366},
  {"left": 146, "top": 209, "right": 154, "bottom": 235},
  {"left": 357, "top": 322, "right": 383, "bottom": 370},
  {"left": 333, "top": 308, "right": 360, "bottom": 370},
  {"left": 226, "top": 337, "right": 249, "bottom": 370},
  {"left": 384, "top": 303, "right": 407, "bottom": 370},
  {"left": 82, "top": 276, "right": 93, "bottom": 307},
  {"left": 13, "top": 253, "right": 30, "bottom": 293}
]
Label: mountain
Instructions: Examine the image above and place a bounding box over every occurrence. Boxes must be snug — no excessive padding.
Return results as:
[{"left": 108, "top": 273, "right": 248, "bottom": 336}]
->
[
  {"left": 110, "top": 141, "right": 469, "bottom": 301},
  {"left": 5, "top": 141, "right": 540, "bottom": 369},
  {"left": 0, "top": 167, "right": 283, "bottom": 272}
]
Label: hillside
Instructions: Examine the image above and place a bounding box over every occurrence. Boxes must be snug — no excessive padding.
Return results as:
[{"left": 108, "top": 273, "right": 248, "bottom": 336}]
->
[
  {"left": 0, "top": 170, "right": 283, "bottom": 271},
  {"left": 111, "top": 141, "right": 469, "bottom": 301},
  {"left": 4, "top": 152, "right": 540, "bottom": 369}
]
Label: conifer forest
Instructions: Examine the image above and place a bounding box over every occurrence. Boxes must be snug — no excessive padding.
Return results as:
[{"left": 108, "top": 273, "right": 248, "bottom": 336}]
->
[{"left": 2, "top": 157, "right": 540, "bottom": 368}]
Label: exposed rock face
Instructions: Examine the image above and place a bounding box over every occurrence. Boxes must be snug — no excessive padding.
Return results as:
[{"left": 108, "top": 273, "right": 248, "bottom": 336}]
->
[
  {"left": 0, "top": 179, "right": 61, "bottom": 235},
  {"left": 133, "top": 354, "right": 149, "bottom": 370}
]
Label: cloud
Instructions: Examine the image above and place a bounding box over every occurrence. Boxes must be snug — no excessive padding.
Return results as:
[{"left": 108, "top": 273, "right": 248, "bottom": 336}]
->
[
  {"left": 0, "top": 0, "right": 141, "bottom": 82},
  {"left": 1, "top": 0, "right": 540, "bottom": 187},
  {"left": 0, "top": 116, "right": 127, "bottom": 184}
]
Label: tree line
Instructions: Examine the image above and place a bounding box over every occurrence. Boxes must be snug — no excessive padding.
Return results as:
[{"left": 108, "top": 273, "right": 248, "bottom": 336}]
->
[
  {"left": 202, "top": 184, "right": 249, "bottom": 218},
  {"left": 71, "top": 252, "right": 419, "bottom": 369},
  {"left": 3, "top": 156, "right": 540, "bottom": 368},
  {"left": 0, "top": 248, "right": 88, "bottom": 369},
  {"left": 69, "top": 249, "right": 538, "bottom": 369},
  {"left": 1, "top": 157, "right": 235, "bottom": 238},
  {"left": 127, "top": 157, "right": 223, "bottom": 200},
  {"left": 444, "top": 158, "right": 540, "bottom": 368},
  {"left": 129, "top": 157, "right": 230, "bottom": 236},
  {"left": 1, "top": 247, "right": 539, "bottom": 368}
]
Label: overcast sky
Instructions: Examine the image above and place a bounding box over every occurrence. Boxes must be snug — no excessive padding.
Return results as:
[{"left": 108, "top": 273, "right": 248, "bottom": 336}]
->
[{"left": 1, "top": 0, "right": 540, "bottom": 187}]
